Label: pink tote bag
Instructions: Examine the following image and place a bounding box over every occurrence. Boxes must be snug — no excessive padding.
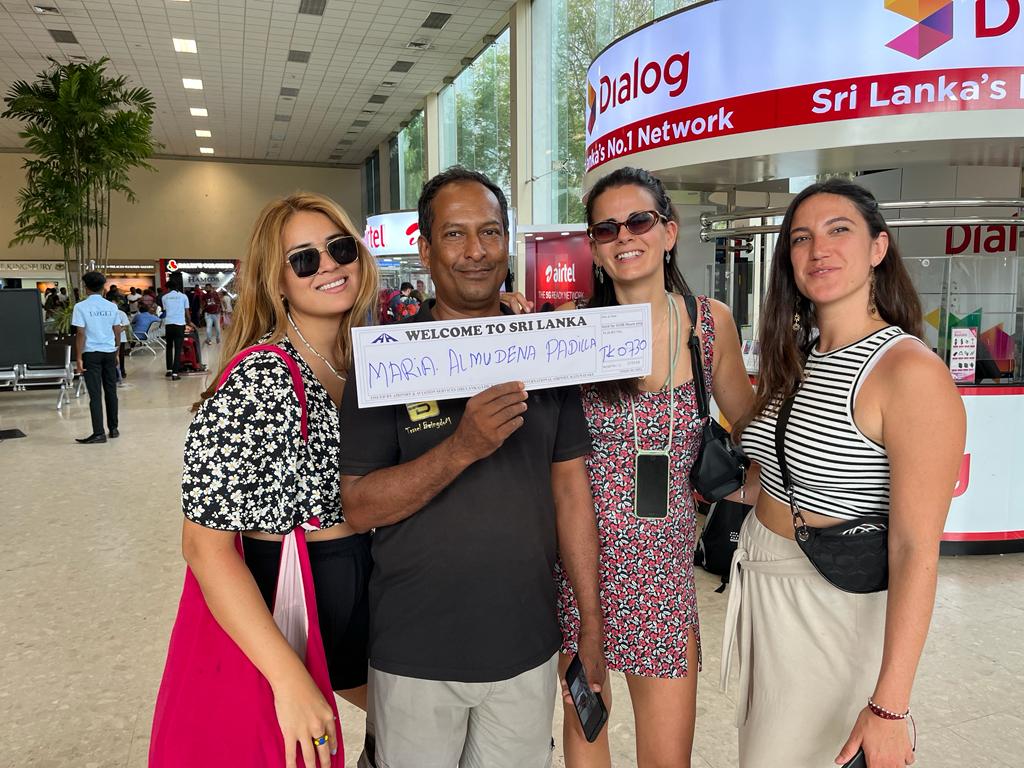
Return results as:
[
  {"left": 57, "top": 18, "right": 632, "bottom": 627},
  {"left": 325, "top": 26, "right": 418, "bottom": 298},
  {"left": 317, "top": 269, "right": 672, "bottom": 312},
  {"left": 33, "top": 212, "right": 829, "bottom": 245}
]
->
[{"left": 150, "top": 345, "right": 343, "bottom": 767}]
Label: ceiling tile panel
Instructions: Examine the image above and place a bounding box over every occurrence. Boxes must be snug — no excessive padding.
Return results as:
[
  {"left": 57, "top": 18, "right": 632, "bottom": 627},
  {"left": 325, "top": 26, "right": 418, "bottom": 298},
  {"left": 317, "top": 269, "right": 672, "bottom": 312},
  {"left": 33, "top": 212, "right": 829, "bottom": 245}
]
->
[{"left": 0, "top": 0, "right": 514, "bottom": 165}]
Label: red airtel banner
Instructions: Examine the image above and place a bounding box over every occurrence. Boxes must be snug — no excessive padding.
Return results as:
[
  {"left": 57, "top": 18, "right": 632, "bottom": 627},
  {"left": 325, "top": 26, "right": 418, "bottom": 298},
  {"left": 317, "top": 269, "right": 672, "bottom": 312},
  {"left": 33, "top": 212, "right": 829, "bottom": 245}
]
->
[
  {"left": 525, "top": 235, "right": 594, "bottom": 309},
  {"left": 587, "top": 65, "right": 1024, "bottom": 171}
]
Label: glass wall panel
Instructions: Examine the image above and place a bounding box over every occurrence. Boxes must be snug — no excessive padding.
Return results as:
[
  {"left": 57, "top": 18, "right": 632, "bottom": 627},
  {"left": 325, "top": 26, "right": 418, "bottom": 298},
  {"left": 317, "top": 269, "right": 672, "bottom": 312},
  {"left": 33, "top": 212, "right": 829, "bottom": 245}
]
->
[
  {"left": 363, "top": 150, "right": 380, "bottom": 217},
  {"left": 531, "top": 0, "right": 703, "bottom": 224},
  {"left": 438, "top": 28, "right": 511, "bottom": 199},
  {"left": 393, "top": 111, "right": 425, "bottom": 210}
]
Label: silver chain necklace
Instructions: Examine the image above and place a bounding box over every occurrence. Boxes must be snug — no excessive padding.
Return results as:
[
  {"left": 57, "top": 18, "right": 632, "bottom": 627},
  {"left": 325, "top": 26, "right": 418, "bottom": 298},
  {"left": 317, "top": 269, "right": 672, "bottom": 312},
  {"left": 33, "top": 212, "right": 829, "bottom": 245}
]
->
[{"left": 286, "top": 312, "right": 347, "bottom": 382}]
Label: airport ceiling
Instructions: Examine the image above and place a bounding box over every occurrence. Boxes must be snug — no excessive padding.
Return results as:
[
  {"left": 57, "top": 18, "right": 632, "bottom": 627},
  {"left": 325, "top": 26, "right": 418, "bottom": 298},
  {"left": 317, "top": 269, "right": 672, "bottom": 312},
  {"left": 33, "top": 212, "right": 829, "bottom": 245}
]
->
[{"left": 0, "top": 0, "right": 515, "bottom": 166}]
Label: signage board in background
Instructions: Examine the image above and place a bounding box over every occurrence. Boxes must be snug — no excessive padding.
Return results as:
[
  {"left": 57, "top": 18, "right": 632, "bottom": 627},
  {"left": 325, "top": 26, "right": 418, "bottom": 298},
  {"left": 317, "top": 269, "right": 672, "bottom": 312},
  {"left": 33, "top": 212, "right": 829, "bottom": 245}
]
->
[
  {"left": 585, "top": 0, "right": 1024, "bottom": 171},
  {"left": 364, "top": 209, "right": 517, "bottom": 257},
  {"left": 951, "top": 326, "right": 979, "bottom": 382},
  {"left": 0, "top": 261, "right": 66, "bottom": 277},
  {"left": 527, "top": 233, "right": 594, "bottom": 308},
  {"left": 157, "top": 259, "right": 238, "bottom": 290}
]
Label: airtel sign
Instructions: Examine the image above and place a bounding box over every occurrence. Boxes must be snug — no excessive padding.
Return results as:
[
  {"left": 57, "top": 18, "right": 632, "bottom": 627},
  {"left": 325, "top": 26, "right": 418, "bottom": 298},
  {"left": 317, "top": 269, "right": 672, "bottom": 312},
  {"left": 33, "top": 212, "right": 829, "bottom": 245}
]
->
[{"left": 364, "top": 209, "right": 517, "bottom": 257}]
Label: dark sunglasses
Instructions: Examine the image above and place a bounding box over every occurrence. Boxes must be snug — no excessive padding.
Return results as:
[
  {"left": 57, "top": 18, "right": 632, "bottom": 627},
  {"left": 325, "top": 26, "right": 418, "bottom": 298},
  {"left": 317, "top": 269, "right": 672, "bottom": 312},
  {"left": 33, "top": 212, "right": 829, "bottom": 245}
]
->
[
  {"left": 285, "top": 235, "right": 359, "bottom": 278},
  {"left": 587, "top": 210, "right": 668, "bottom": 244}
]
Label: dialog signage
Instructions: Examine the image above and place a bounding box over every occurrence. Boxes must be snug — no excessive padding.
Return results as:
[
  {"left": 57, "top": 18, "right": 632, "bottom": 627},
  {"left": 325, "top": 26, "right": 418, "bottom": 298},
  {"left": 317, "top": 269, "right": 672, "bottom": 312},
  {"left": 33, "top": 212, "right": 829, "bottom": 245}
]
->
[{"left": 585, "top": 0, "right": 1024, "bottom": 170}]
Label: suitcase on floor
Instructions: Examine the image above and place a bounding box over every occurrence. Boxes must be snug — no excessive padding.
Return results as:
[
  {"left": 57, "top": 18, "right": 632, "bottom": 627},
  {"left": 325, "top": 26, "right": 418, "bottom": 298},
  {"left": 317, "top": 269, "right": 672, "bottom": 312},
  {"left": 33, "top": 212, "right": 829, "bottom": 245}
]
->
[{"left": 179, "top": 337, "right": 200, "bottom": 372}]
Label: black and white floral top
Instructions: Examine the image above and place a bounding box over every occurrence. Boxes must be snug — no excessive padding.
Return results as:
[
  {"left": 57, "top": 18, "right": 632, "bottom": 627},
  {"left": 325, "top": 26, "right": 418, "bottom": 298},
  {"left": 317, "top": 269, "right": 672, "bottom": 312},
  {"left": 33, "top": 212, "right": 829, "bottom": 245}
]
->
[{"left": 181, "top": 336, "right": 344, "bottom": 533}]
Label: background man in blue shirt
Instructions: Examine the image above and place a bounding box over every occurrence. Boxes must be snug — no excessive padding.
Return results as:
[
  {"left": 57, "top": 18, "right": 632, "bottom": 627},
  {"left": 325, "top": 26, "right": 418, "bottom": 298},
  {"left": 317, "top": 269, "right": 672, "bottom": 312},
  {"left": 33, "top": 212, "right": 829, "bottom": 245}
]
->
[
  {"left": 72, "top": 271, "right": 123, "bottom": 444},
  {"left": 161, "top": 273, "right": 191, "bottom": 380}
]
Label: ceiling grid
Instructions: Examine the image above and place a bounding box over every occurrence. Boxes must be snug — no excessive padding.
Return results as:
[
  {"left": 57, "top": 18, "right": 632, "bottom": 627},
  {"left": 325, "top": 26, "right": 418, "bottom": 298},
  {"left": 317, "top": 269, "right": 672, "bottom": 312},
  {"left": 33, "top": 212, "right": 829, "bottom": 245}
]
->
[{"left": 0, "top": 0, "right": 514, "bottom": 165}]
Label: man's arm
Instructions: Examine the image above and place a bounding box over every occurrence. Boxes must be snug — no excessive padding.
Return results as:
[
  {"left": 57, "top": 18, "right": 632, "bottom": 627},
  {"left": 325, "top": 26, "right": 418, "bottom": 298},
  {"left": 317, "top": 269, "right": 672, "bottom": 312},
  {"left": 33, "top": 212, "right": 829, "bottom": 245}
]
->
[
  {"left": 552, "top": 457, "right": 606, "bottom": 691},
  {"left": 75, "top": 327, "right": 86, "bottom": 373},
  {"left": 341, "top": 382, "right": 528, "bottom": 533}
]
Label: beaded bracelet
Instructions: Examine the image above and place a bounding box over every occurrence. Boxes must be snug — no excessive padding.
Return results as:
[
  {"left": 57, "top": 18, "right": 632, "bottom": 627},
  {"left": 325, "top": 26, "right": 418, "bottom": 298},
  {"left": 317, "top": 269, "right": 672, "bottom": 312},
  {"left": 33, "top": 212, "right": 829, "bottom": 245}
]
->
[
  {"left": 868, "top": 699, "right": 918, "bottom": 751},
  {"left": 867, "top": 698, "right": 909, "bottom": 720}
]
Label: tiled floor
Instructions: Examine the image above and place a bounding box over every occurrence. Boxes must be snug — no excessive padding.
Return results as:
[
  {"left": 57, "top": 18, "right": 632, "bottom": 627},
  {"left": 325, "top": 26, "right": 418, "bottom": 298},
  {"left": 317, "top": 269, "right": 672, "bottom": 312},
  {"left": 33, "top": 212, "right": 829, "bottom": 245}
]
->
[{"left": 1, "top": 348, "right": 1022, "bottom": 767}]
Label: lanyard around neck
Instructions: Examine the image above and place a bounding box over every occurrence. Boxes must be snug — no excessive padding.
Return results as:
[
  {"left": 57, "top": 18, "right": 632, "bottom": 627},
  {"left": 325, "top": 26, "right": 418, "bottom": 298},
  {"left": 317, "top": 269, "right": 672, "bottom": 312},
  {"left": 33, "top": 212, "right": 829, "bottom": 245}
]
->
[{"left": 630, "top": 292, "right": 679, "bottom": 454}]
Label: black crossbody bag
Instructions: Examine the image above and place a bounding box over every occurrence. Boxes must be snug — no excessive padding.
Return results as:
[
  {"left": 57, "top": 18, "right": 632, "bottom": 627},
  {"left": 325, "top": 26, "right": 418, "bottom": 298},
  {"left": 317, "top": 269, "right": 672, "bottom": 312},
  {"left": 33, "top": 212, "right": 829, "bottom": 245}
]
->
[
  {"left": 775, "top": 391, "right": 889, "bottom": 593},
  {"left": 684, "top": 295, "right": 750, "bottom": 502}
]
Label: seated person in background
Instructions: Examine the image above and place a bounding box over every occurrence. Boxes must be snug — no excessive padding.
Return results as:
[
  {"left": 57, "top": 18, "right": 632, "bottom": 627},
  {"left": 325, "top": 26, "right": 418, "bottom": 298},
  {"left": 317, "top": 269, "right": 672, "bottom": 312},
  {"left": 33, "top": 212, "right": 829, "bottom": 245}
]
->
[
  {"left": 133, "top": 307, "right": 161, "bottom": 337},
  {"left": 388, "top": 281, "right": 420, "bottom": 321}
]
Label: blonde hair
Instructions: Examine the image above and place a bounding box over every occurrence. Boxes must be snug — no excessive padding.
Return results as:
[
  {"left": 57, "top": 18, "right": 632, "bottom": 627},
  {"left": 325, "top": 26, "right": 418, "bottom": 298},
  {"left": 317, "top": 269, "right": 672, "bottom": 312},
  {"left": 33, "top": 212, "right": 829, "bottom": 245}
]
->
[{"left": 200, "top": 192, "right": 379, "bottom": 404}]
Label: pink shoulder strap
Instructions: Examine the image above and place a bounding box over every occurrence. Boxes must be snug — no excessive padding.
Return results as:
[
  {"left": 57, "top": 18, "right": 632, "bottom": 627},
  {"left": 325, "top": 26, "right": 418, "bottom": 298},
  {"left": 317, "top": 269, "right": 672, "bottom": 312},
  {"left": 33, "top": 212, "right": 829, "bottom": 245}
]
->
[{"left": 217, "top": 344, "right": 308, "bottom": 443}]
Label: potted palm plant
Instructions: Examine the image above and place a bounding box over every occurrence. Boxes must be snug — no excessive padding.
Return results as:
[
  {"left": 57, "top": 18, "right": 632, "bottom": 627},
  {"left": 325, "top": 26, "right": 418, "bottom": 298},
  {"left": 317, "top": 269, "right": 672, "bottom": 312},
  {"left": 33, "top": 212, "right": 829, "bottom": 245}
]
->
[
  {"left": 3, "top": 57, "right": 158, "bottom": 287},
  {"left": 3, "top": 57, "right": 158, "bottom": 364}
]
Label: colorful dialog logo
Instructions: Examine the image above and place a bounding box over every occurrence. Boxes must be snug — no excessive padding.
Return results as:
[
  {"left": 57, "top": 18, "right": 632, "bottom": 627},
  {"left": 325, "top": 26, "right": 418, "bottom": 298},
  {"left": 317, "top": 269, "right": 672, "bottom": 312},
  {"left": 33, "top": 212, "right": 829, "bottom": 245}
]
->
[
  {"left": 586, "top": 80, "right": 597, "bottom": 135},
  {"left": 167, "top": 259, "right": 179, "bottom": 272},
  {"left": 885, "top": 0, "right": 954, "bottom": 59}
]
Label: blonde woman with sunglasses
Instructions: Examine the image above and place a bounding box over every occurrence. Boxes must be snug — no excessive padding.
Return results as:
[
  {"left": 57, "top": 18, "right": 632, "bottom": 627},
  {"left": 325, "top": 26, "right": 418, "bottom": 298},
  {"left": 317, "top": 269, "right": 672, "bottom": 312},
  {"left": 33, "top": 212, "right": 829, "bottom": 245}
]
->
[{"left": 162, "top": 193, "right": 379, "bottom": 768}]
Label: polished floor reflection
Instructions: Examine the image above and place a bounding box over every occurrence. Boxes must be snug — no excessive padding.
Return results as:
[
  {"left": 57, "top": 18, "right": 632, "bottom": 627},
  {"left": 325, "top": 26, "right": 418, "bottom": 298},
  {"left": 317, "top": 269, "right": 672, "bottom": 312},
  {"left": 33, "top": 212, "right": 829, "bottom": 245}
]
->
[{"left": 1, "top": 349, "right": 1021, "bottom": 767}]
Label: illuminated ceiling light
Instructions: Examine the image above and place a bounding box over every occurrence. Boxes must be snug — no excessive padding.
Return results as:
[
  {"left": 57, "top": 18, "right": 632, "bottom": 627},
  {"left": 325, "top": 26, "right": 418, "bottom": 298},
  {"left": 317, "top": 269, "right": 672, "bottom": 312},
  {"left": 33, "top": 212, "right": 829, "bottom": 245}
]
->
[
  {"left": 195, "top": 129, "right": 211, "bottom": 137},
  {"left": 560, "top": 232, "right": 570, "bottom": 236},
  {"left": 199, "top": 147, "right": 214, "bottom": 154},
  {"left": 182, "top": 78, "right": 203, "bottom": 90},
  {"left": 173, "top": 37, "right": 197, "bottom": 53},
  {"left": 190, "top": 107, "right": 208, "bottom": 117}
]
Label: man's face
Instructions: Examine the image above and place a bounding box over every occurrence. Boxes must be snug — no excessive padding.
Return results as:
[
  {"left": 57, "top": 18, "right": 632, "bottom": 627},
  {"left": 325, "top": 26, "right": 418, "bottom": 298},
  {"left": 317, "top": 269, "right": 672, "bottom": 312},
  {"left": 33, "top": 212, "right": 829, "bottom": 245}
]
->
[{"left": 418, "top": 181, "right": 508, "bottom": 314}]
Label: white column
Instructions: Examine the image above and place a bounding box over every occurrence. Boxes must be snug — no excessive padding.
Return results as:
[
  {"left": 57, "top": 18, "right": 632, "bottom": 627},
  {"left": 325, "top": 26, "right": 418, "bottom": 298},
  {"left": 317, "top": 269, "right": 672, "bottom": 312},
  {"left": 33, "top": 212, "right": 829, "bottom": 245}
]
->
[
  {"left": 509, "top": 0, "right": 532, "bottom": 293},
  {"left": 424, "top": 93, "right": 441, "bottom": 179}
]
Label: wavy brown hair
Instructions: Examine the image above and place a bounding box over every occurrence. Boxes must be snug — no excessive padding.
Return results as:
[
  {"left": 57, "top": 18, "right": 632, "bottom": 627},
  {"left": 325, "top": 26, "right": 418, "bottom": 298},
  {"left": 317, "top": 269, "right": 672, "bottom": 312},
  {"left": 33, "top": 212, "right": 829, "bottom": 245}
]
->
[
  {"left": 734, "top": 178, "right": 923, "bottom": 434},
  {"left": 585, "top": 167, "right": 692, "bottom": 402},
  {"left": 199, "top": 192, "right": 379, "bottom": 405}
]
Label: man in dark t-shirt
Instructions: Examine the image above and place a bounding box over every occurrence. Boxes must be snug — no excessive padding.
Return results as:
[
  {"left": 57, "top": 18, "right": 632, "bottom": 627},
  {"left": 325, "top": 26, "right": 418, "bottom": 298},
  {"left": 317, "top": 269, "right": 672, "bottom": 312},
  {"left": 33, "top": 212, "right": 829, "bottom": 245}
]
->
[{"left": 340, "top": 168, "right": 605, "bottom": 768}]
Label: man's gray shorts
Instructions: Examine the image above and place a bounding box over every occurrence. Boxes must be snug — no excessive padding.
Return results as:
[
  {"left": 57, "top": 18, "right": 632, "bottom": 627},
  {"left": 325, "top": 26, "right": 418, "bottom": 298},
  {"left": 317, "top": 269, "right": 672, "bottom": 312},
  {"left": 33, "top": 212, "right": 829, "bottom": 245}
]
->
[{"left": 357, "top": 653, "right": 558, "bottom": 768}]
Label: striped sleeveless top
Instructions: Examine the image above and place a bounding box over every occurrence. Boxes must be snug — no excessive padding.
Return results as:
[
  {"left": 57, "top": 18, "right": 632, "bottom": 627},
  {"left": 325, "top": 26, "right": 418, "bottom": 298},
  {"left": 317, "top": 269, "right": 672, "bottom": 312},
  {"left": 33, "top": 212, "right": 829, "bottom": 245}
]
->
[{"left": 740, "top": 326, "right": 920, "bottom": 520}]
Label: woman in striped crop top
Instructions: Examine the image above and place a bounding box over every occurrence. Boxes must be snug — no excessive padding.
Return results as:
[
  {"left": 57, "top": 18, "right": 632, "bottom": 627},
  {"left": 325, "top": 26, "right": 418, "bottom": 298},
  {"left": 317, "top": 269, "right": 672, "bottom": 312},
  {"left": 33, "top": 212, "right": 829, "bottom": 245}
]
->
[{"left": 722, "top": 179, "right": 965, "bottom": 768}]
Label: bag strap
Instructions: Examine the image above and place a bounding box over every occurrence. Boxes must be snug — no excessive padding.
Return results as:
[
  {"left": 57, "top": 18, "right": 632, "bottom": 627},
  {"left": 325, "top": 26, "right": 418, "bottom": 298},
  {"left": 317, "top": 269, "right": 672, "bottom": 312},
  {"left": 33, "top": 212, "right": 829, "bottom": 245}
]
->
[
  {"left": 217, "top": 344, "right": 308, "bottom": 443},
  {"left": 774, "top": 388, "right": 810, "bottom": 536},
  {"left": 683, "top": 294, "right": 711, "bottom": 420}
]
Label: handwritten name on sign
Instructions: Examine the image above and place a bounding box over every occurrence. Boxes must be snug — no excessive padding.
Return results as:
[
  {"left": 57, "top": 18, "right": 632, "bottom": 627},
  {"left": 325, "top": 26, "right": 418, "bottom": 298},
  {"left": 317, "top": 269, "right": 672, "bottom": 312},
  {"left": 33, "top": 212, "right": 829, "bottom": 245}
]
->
[{"left": 351, "top": 304, "right": 653, "bottom": 407}]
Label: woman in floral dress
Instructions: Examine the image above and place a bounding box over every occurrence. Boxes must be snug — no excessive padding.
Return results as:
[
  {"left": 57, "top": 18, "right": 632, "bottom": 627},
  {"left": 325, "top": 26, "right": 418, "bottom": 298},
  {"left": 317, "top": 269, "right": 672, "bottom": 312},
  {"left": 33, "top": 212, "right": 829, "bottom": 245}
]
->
[{"left": 555, "top": 167, "right": 753, "bottom": 767}]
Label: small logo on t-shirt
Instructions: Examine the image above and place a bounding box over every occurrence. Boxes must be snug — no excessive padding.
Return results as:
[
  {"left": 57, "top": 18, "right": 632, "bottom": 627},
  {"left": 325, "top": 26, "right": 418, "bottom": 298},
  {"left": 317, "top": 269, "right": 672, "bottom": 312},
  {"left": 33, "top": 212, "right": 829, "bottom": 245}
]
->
[{"left": 405, "top": 401, "right": 439, "bottom": 422}]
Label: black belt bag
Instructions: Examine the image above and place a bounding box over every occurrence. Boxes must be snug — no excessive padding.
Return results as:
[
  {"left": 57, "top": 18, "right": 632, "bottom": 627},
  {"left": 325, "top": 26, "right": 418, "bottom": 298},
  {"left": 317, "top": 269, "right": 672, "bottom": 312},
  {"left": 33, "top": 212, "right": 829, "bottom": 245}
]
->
[{"left": 775, "top": 393, "right": 889, "bottom": 594}]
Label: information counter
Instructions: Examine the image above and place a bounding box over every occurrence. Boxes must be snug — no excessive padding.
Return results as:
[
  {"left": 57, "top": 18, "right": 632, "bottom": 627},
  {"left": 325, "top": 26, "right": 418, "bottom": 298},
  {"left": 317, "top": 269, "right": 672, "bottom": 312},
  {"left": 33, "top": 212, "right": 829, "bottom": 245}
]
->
[{"left": 944, "top": 384, "right": 1024, "bottom": 555}]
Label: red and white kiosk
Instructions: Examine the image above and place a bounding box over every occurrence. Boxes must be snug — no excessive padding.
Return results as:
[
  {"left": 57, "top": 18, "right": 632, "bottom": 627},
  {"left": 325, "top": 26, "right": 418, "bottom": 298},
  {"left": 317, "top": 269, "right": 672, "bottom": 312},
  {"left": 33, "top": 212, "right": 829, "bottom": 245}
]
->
[{"left": 583, "top": 0, "right": 1024, "bottom": 553}]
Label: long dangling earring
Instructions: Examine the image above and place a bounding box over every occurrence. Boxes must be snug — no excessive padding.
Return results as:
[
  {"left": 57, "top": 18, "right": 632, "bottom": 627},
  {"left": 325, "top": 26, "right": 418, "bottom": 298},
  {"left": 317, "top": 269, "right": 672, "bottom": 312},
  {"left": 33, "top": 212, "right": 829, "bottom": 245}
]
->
[
  {"left": 595, "top": 265, "right": 604, "bottom": 285},
  {"left": 792, "top": 298, "right": 802, "bottom": 332},
  {"left": 868, "top": 267, "right": 878, "bottom": 317}
]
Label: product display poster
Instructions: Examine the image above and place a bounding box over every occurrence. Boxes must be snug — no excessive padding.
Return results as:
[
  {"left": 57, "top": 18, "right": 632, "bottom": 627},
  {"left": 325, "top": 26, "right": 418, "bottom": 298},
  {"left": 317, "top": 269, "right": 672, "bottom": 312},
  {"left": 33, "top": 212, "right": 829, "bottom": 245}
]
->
[
  {"left": 351, "top": 304, "right": 652, "bottom": 407},
  {"left": 950, "top": 327, "right": 978, "bottom": 384}
]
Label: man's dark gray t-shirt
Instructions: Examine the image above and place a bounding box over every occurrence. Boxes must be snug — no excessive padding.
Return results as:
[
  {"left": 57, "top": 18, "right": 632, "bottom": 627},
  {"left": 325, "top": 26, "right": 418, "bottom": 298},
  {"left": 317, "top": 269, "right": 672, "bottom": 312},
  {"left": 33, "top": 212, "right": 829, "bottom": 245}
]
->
[{"left": 339, "top": 301, "right": 591, "bottom": 683}]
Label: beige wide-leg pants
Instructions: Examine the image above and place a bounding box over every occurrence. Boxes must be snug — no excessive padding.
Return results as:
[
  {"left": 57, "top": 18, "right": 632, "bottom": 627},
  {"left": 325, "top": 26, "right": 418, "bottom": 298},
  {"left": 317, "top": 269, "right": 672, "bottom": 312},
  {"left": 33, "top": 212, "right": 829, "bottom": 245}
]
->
[{"left": 721, "top": 513, "right": 887, "bottom": 768}]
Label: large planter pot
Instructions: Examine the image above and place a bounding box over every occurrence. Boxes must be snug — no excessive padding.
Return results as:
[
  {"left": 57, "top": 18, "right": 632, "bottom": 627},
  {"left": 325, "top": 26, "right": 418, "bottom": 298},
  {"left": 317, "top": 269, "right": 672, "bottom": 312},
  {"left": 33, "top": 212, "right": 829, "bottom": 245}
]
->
[{"left": 44, "top": 333, "right": 74, "bottom": 365}]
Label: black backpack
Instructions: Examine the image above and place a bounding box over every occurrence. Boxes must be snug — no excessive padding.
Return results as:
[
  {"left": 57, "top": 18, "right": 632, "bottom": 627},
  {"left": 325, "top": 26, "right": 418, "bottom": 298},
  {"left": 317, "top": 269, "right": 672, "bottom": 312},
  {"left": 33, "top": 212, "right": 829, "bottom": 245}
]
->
[{"left": 694, "top": 498, "right": 751, "bottom": 592}]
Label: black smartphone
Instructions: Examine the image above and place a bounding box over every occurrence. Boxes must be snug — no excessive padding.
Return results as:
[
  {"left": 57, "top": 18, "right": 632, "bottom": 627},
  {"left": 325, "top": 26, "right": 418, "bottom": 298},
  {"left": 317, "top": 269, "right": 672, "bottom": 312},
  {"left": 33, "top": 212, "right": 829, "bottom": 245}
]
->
[
  {"left": 841, "top": 748, "right": 867, "bottom": 768},
  {"left": 635, "top": 451, "right": 670, "bottom": 519},
  {"left": 564, "top": 653, "right": 608, "bottom": 743}
]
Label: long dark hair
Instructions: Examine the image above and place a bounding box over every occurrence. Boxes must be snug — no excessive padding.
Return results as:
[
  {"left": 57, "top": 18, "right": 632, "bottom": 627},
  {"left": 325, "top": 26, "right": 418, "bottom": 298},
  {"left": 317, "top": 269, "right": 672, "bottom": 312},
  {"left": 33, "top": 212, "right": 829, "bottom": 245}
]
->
[
  {"left": 735, "top": 178, "right": 923, "bottom": 434},
  {"left": 585, "top": 167, "right": 691, "bottom": 402}
]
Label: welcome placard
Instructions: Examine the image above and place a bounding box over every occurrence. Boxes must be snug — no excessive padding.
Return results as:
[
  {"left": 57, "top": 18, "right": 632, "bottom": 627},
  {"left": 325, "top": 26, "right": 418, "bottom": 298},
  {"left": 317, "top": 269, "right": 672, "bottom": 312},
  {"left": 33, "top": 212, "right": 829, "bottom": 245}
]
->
[{"left": 351, "top": 305, "right": 652, "bottom": 407}]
